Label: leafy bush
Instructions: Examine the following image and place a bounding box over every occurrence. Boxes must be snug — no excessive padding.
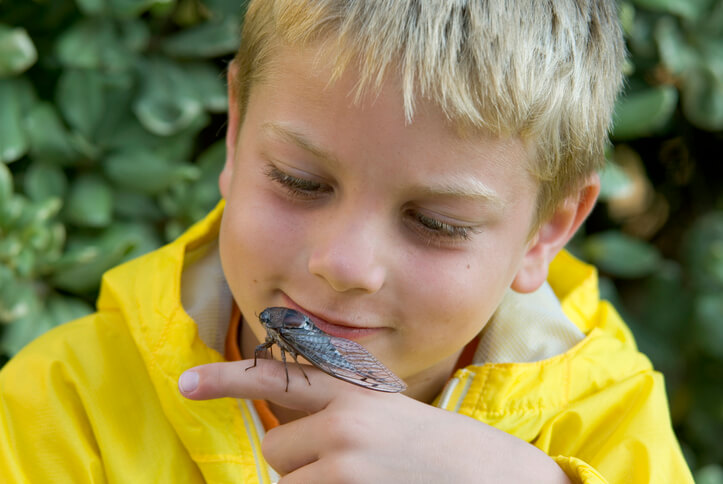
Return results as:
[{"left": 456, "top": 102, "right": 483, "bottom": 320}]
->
[
  {"left": 0, "top": 0, "right": 246, "bottom": 355},
  {"left": 0, "top": 0, "right": 721, "bottom": 477}
]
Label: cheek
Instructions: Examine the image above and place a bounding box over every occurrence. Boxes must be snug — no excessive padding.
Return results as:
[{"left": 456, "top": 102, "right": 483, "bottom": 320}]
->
[
  {"left": 220, "top": 198, "right": 280, "bottom": 294},
  {"left": 396, "top": 244, "right": 521, "bottom": 347}
]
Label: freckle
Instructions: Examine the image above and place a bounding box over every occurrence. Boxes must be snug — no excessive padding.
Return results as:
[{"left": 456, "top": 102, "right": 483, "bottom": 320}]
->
[{"left": 253, "top": 279, "right": 258, "bottom": 283}]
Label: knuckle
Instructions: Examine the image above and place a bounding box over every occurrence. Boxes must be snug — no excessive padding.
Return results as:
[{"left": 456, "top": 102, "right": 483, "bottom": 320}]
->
[
  {"left": 211, "top": 364, "right": 226, "bottom": 389},
  {"left": 323, "top": 412, "right": 368, "bottom": 449},
  {"left": 260, "top": 426, "right": 281, "bottom": 459},
  {"left": 324, "top": 455, "right": 360, "bottom": 484}
]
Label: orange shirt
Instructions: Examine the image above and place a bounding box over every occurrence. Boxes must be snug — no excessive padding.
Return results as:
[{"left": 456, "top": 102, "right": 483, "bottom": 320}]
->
[{"left": 224, "top": 302, "right": 280, "bottom": 431}]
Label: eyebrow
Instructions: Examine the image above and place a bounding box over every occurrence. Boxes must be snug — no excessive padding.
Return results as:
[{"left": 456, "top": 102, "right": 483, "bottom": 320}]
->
[
  {"left": 262, "top": 122, "right": 340, "bottom": 167},
  {"left": 262, "top": 122, "right": 505, "bottom": 208},
  {"left": 419, "top": 175, "right": 506, "bottom": 208}
]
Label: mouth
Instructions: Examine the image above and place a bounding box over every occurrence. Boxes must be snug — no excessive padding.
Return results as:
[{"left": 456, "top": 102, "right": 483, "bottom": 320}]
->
[{"left": 280, "top": 294, "right": 384, "bottom": 341}]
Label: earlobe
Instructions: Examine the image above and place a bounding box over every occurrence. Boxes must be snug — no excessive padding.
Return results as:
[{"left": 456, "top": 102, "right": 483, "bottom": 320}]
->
[
  {"left": 511, "top": 175, "right": 600, "bottom": 293},
  {"left": 220, "top": 61, "right": 241, "bottom": 199}
]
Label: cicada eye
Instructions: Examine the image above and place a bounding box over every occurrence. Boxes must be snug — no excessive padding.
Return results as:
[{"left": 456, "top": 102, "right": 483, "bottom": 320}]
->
[{"left": 259, "top": 309, "right": 271, "bottom": 324}]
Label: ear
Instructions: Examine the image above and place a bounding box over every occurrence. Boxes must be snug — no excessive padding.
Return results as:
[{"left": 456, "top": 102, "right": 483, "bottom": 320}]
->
[
  {"left": 219, "top": 61, "right": 241, "bottom": 199},
  {"left": 511, "top": 174, "right": 600, "bottom": 293}
]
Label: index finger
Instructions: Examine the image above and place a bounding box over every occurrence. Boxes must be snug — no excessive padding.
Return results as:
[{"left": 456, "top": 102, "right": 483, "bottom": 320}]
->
[{"left": 178, "top": 358, "right": 355, "bottom": 412}]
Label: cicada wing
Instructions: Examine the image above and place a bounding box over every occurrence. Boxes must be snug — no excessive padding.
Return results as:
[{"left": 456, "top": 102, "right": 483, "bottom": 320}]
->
[
  {"left": 277, "top": 326, "right": 406, "bottom": 393},
  {"left": 326, "top": 335, "right": 406, "bottom": 392}
]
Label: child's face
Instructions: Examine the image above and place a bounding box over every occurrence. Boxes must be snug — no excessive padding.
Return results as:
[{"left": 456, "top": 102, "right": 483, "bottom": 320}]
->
[{"left": 219, "top": 45, "right": 541, "bottom": 396}]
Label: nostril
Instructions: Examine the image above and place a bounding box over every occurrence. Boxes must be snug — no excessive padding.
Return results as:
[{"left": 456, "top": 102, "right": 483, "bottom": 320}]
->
[{"left": 308, "top": 248, "right": 386, "bottom": 294}]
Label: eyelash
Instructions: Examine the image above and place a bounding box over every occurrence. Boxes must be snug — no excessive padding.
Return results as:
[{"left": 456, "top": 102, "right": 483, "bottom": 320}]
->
[
  {"left": 408, "top": 211, "right": 476, "bottom": 242},
  {"left": 265, "top": 164, "right": 331, "bottom": 199},
  {"left": 265, "top": 164, "right": 477, "bottom": 243}
]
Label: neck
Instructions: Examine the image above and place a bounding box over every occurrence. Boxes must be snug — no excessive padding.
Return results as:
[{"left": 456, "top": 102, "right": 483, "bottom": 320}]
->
[{"left": 401, "top": 350, "right": 462, "bottom": 404}]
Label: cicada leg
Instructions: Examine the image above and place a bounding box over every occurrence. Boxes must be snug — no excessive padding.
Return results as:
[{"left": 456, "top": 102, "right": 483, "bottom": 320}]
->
[
  {"left": 246, "top": 339, "right": 274, "bottom": 371},
  {"left": 287, "top": 351, "right": 312, "bottom": 387},
  {"left": 279, "top": 348, "right": 290, "bottom": 392}
]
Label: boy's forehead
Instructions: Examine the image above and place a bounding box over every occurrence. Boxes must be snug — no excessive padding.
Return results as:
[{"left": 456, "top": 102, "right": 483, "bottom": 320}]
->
[
  {"left": 248, "top": 43, "right": 538, "bottom": 182},
  {"left": 258, "top": 43, "right": 524, "bottom": 141}
]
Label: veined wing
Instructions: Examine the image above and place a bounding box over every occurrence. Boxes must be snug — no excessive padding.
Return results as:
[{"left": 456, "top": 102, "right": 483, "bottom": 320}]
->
[{"left": 278, "top": 326, "right": 407, "bottom": 393}]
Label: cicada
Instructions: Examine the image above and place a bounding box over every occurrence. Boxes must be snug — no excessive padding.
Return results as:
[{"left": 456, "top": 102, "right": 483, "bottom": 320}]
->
[{"left": 247, "top": 307, "right": 406, "bottom": 393}]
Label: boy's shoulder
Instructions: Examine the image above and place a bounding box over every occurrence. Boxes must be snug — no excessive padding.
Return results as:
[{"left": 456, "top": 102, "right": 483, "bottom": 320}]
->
[
  {"left": 0, "top": 309, "right": 140, "bottom": 391},
  {"left": 438, "top": 251, "right": 654, "bottom": 422},
  {"left": 549, "top": 250, "right": 637, "bottom": 346}
]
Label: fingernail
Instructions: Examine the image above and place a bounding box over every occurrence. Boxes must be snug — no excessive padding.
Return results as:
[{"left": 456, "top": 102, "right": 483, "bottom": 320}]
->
[{"left": 179, "top": 371, "right": 199, "bottom": 393}]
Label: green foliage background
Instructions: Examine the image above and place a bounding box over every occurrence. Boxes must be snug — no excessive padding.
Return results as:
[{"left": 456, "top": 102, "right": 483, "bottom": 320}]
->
[{"left": 0, "top": 0, "right": 721, "bottom": 480}]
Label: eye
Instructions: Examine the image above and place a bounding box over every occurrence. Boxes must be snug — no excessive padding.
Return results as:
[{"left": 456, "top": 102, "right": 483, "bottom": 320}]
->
[
  {"left": 265, "top": 164, "right": 332, "bottom": 200},
  {"left": 406, "top": 210, "right": 480, "bottom": 245}
]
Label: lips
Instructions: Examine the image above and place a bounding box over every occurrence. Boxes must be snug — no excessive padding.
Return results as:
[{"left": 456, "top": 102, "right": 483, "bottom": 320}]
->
[{"left": 280, "top": 294, "right": 383, "bottom": 341}]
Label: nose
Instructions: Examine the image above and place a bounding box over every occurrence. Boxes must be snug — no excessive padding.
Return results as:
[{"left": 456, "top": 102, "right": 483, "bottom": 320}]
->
[{"left": 307, "top": 215, "right": 387, "bottom": 294}]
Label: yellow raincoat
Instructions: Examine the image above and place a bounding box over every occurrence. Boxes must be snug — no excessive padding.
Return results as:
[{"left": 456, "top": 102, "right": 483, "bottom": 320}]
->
[{"left": 0, "top": 202, "right": 693, "bottom": 483}]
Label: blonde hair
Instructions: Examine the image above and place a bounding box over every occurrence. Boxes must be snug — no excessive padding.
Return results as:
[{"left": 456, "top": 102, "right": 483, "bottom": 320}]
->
[{"left": 231, "top": 0, "right": 625, "bottom": 229}]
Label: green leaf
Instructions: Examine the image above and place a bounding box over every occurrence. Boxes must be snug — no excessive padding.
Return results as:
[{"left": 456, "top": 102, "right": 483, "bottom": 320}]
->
[
  {"left": 184, "top": 139, "right": 224, "bottom": 218},
  {"left": 64, "top": 175, "right": 113, "bottom": 228},
  {"left": 75, "top": 0, "right": 108, "bottom": 16},
  {"left": 681, "top": 67, "right": 723, "bottom": 131},
  {"left": 640, "top": 262, "right": 692, "bottom": 337},
  {"left": 0, "top": 24, "right": 37, "bottom": 77},
  {"left": 104, "top": 149, "right": 199, "bottom": 194},
  {"left": 654, "top": 16, "right": 700, "bottom": 75},
  {"left": 113, "top": 190, "right": 164, "bottom": 221},
  {"left": 631, "top": 0, "right": 713, "bottom": 21},
  {"left": 695, "top": 465, "right": 723, "bottom": 484},
  {"left": 51, "top": 226, "right": 141, "bottom": 294},
  {"left": 56, "top": 18, "right": 133, "bottom": 71},
  {"left": 599, "top": 159, "right": 634, "bottom": 201},
  {"left": 33, "top": 223, "right": 66, "bottom": 270},
  {"left": 628, "top": 10, "right": 659, "bottom": 59},
  {"left": 0, "top": 163, "right": 12, "bottom": 203},
  {"left": 618, "top": 2, "right": 636, "bottom": 36},
  {"left": 0, "top": 275, "right": 36, "bottom": 323},
  {"left": 612, "top": 86, "right": 678, "bottom": 140},
  {"left": 23, "top": 162, "right": 68, "bottom": 201},
  {"left": 700, "top": 1, "right": 723, "bottom": 38},
  {"left": 582, "top": 231, "right": 662, "bottom": 278},
  {"left": 110, "top": 0, "right": 173, "bottom": 18},
  {"left": 684, "top": 211, "right": 723, "bottom": 289},
  {"left": 28, "top": 196, "right": 63, "bottom": 225},
  {"left": 161, "top": 18, "right": 240, "bottom": 58},
  {"left": 119, "top": 18, "right": 151, "bottom": 52},
  {"left": 151, "top": 111, "right": 210, "bottom": 161},
  {"left": 57, "top": 69, "right": 106, "bottom": 139},
  {"left": 91, "top": 72, "right": 137, "bottom": 150},
  {"left": 116, "top": 221, "right": 163, "bottom": 262},
  {"left": 694, "top": 293, "right": 723, "bottom": 359},
  {"left": 11, "top": 75, "right": 38, "bottom": 115},
  {"left": 0, "top": 194, "right": 24, "bottom": 229},
  {"left": 203, "top": 0, "right": 249, "bottom": 17},
  {"left": 0, "top": 233, "right": 21, "bottom": 261},
  {"left": 133, "top": 58, "right": 204, "bottom": 135},
  {"left": 45, "top": 294, "right": 93, "bottom": 327},
  {"left": 0, "top": 308, "right": 52, "bottom": 356},
  {"left": 183, "top": 62, "right": 228, "bottom": 112},
  {"left": 0, "top": 78, "right": 29, "bottom": 163},
  {"left": 24, "top": 103, "right": 79, "bottom": 165}
]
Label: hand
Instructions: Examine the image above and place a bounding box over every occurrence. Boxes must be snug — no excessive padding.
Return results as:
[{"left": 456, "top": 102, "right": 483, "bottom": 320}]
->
[{"left": 179, "top": 360, "right": 571, "bottom": 484}]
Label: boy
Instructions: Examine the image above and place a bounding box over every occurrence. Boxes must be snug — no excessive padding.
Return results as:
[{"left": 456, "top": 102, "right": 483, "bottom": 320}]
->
[{"left": 0, "top": 1, "right": 693, "bottom": 483}]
